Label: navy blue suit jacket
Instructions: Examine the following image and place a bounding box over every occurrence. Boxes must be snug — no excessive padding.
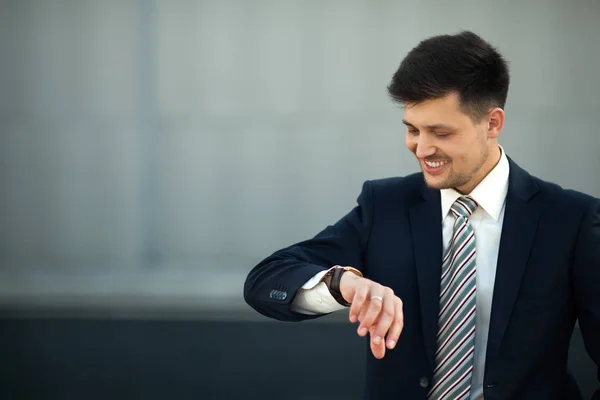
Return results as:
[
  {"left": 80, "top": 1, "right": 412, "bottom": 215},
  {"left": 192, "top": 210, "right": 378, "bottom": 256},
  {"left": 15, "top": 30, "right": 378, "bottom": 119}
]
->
[{"left": 244, "top": 158, "right": 600, "bottom": 400}]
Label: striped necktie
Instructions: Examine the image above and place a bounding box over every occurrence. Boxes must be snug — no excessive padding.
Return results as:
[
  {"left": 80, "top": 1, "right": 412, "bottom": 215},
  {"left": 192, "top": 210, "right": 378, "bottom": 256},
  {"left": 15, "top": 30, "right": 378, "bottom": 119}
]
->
[{"left": 428, "top": 196, "right": 479, "bottom": 400}]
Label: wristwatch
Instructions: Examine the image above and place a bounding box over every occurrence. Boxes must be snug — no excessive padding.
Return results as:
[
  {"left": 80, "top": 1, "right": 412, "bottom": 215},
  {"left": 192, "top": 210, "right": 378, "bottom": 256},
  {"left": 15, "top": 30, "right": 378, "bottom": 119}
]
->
[{"left": 326, "top": 266, "right": 362, "bottom": 306}]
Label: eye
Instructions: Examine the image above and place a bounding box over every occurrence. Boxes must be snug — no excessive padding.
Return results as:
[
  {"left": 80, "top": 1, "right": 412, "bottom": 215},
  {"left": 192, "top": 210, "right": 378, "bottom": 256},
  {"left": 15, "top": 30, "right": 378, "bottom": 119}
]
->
[
  {"left": 407, "top": 129, "right": 419, "bottom": 135},
  {"left": 435, "top": 132, "right": 451, "bottom": 137}
]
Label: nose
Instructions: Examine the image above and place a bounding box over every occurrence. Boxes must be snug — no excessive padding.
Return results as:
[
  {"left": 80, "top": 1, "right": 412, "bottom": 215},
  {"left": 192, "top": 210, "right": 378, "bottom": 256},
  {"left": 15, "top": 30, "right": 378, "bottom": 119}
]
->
[{"left": 414, "top": 134, "right": 437, "bottom": 159}]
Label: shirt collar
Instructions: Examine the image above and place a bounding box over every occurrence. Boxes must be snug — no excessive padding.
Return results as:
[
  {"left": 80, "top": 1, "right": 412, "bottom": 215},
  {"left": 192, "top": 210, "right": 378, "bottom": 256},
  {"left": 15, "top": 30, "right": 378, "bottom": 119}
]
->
[{"left": 440, "top": 145, "right": 510, "bottom": 221}]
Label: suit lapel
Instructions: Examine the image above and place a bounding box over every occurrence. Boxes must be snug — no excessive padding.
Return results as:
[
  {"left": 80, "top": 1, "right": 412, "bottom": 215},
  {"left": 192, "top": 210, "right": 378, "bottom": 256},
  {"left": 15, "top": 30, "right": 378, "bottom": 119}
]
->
[
  {"left": 485, "top": 158, "right": 540, "bottom": 371},
  {"left": 410, "top": 184, "right": 443, "bottom": 369}
]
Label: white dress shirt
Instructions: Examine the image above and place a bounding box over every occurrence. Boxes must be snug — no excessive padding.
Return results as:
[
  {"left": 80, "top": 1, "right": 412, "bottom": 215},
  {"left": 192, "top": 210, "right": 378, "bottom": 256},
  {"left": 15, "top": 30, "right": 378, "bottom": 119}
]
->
[{"left": 291, "top": 146, "right": 510, "bottom": 400}]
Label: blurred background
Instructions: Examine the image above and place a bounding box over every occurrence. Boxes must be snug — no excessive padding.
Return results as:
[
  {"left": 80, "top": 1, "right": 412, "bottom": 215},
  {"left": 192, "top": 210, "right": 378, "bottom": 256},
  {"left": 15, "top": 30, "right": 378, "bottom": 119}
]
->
[{"left": 0, "top": 0, "right": 599, "bottom": 399}]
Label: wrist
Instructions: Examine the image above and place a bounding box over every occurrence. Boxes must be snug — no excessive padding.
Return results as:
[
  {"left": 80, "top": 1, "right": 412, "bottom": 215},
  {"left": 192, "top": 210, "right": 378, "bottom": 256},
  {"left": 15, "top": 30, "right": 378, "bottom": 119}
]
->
[
  {"left": 326, "top": 266, "right": 362, "bottom": 306},
  {"left": 339, "top": 268, "right": 360, "bottom": 288}
]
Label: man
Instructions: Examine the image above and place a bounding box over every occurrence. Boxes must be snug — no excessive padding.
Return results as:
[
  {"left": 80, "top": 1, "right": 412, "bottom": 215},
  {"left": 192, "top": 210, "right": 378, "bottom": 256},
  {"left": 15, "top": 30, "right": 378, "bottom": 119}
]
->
[{"left": 243, "top": 31, "right": 600, "bottom": 400}]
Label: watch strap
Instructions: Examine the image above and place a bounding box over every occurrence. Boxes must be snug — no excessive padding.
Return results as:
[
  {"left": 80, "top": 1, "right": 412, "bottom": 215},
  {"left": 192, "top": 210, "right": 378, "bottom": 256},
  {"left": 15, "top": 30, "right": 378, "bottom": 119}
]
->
[{"left": 327, "top": 266, "right": 362, "bottom": 306}]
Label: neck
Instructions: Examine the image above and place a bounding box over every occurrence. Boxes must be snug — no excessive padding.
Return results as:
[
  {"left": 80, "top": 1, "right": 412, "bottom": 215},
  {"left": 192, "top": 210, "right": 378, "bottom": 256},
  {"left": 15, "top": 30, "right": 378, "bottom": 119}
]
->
[{"left": 456, "top": 145, "right": 502, "bottom": 194}]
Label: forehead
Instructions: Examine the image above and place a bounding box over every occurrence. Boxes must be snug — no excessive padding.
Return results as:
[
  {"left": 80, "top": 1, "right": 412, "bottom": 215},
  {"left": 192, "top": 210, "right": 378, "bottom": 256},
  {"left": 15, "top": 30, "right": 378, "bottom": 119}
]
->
[{"left": 403, "top": 93, "right": 471, "bottom": 127}]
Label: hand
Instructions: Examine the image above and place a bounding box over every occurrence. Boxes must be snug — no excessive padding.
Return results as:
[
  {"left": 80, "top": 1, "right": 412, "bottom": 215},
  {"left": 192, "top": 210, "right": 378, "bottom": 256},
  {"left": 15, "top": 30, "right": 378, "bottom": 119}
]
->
[{"left": 339, "top": 272, "right": 404, "bottom": 359}]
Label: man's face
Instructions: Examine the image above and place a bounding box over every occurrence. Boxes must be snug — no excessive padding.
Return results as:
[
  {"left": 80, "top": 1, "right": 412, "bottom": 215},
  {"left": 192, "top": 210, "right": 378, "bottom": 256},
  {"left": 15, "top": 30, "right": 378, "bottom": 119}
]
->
[{"left": 403, "top": 93, "right": 495, "bottom": 194}]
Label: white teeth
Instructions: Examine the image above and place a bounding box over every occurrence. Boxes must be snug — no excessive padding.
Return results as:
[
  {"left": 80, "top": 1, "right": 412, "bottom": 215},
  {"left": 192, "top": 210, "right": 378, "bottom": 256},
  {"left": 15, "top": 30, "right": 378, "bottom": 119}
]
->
[{"left": 425, "top": 160, "right": 447, "bottom": 168}]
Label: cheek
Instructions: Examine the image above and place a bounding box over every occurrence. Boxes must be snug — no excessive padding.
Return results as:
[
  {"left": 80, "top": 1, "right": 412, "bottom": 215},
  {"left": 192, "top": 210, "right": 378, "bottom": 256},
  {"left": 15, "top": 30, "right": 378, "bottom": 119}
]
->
[{"left": 455, "top": 152, "right": 476, "bottom": 173}]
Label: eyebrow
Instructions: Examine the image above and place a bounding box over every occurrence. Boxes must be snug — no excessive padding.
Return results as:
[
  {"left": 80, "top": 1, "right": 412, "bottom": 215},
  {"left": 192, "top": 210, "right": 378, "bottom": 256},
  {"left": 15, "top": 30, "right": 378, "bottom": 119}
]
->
[{"left": 402, "top": 119, "right": 457, "bottom": 131}]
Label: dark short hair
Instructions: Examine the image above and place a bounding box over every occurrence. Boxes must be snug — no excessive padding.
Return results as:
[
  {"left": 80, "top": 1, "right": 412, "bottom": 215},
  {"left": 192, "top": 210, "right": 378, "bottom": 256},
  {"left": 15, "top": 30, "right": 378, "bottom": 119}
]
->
[{"left": 387, "top": 31, "right": 510, "bottom": 122}]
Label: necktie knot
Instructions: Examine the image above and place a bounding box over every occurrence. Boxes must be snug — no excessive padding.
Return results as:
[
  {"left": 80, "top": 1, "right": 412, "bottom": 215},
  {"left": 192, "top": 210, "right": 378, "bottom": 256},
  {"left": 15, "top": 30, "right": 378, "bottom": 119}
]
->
[{"left": 450, "top": 196, "right": 478, "bottom": 218}]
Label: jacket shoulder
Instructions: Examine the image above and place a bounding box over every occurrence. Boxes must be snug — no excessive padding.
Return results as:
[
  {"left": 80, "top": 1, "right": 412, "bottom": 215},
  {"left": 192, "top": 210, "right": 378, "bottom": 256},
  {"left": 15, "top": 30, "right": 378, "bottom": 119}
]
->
[
  {"left": 355, "top": 173, "right": 427, "bottom": 212},
  {"left": 368, "top": 173, "right": 425, "bottom": 197}
]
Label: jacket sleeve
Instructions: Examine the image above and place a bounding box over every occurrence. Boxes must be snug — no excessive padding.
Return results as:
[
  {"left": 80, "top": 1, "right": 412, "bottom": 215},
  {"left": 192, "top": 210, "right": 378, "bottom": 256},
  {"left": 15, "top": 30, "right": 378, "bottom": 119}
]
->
[
  {"left": 573, "top": 199, "right": 600, "bottom": 400},
  {"left": 243, "top": 180, "right": 374, "bottom": 322}
]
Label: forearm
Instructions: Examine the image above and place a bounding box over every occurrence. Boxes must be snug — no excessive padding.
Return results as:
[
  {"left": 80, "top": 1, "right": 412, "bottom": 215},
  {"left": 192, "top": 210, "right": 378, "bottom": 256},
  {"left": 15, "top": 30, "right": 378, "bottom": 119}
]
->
[
  {"left": 244, "top": 180, "right": 373, "bottom": 320},
  {"left": 244, "top": 250, "right": 331, "bottom": 321}
]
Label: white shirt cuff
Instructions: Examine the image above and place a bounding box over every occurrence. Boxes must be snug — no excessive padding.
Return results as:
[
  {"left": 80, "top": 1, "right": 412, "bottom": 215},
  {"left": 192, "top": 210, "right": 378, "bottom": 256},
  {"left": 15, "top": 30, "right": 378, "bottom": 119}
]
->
[{"left": 291, "top": 268, "right": 347, "bottom": 315}]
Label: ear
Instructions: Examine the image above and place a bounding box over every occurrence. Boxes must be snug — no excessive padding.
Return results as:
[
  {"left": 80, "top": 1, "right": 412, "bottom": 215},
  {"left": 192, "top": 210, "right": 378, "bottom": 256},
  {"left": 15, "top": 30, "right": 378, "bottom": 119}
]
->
[{"left": 486, "top": 108, "right": 505, "bottom": 139}]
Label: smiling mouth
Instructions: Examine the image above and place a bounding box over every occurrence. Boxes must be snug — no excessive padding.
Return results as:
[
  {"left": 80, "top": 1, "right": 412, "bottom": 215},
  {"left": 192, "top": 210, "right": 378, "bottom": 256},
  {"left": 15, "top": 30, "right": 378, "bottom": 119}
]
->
[{"left": 424, "top": 160, "right": 449, "bottom": 168}]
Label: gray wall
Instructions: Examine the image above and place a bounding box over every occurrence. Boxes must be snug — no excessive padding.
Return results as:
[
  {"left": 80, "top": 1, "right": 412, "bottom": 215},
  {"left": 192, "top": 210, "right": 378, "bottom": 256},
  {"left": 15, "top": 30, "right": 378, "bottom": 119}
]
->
[{"left": 1, "top": 0, "right": 599, "bottom": 313}]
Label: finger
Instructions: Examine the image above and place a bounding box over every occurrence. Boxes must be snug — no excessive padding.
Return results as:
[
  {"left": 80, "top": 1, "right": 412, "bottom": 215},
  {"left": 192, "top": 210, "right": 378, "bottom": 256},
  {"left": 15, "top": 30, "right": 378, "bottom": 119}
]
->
[
  {"left": 357, "top": 286, "right": 384, "bottom": 336},
  {"left": 370, "top": 326, "right": 386, "bottom": 359},
  {"left": 371, "top": 289, "right": 396, "bottom": 346},
  {"left": 356, "top": 304, "right": 372, "bottom": 333},
  {"left": 386, "top": 297, "right": 404, "bottom": 350},
  {"left": 349, "top": 281, "right": 370, "bottom": 324},
  {"left": 356, "top": 305, "right": 371, "bottom": 337},
  {"left": 360, "top": 289, "right": 384, "bottom": 329}
]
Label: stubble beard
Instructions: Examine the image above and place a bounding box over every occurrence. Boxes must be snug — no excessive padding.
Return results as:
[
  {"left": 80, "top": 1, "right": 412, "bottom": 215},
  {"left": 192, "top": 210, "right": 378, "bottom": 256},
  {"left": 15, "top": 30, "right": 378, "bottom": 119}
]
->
[{"left": 422, "top": 146, "right": 489, "bottom": 191}]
